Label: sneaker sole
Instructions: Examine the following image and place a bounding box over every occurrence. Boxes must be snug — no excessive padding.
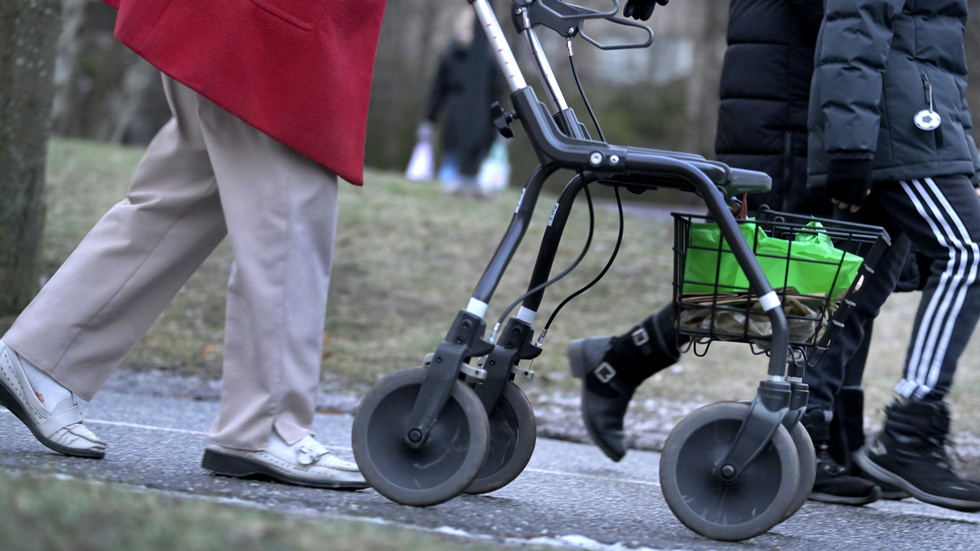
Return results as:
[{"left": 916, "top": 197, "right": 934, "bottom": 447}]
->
[
  {"left": 0, "top": 377, "right": 104, "bottom": 459},
  {"left": 202, "top": 449, "right": 368, "bottom": 490},
  {"left": 854, "top": 449, "right": 980, "bottom": 512}
]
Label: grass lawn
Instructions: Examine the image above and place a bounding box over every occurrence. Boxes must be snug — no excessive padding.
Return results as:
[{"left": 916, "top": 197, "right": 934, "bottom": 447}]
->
[
  {"left": 13, "top": 137, "right": 980, "bottom": 437},
  {"left": 0, "top": 471, "right": 548, "bottom": 551}
]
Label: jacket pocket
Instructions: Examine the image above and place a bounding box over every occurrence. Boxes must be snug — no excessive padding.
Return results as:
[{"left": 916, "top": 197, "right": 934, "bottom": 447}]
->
[{"left": 247, "top": 0, "right": 325, "bottom": 31}]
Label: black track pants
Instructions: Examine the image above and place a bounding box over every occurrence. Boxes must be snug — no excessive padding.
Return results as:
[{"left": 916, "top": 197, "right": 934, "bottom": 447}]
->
[{"left": 805, "top": 175, "right": 980, "bottom": 409}]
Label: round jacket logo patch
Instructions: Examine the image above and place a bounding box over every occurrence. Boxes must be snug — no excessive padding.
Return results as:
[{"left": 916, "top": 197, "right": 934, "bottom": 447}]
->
[{"left": 914, "top": 110, "right": 942, "bottom": 131}]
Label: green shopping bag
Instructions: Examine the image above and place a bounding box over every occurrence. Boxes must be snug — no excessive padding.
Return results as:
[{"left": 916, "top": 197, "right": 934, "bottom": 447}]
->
[{"left": 681, "top": 219, "right": 863, "bottom": 299}]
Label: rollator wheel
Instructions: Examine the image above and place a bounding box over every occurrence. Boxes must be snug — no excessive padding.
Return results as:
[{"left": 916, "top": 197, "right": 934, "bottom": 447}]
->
[
  {"left": 351, "top": 367, "right": 490, "bottom": 506},
  {"left": 659, "top": 401, "right": 800, "bottom": 542},
  {"left": 782, "top": 421, "right": 816, "bottom": 522},
  {"left": 465, "top": 382, "right": 537, "bottom": 495}
]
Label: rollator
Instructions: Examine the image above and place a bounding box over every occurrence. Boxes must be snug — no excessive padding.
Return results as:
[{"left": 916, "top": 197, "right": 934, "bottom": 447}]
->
[{"left": 351, "top": 0, "right": 891, "bottom": 541}]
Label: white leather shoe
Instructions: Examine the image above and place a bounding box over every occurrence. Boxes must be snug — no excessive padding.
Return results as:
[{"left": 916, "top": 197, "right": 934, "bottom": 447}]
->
[
  {"left": 0, "top": 340, "right": 106, "bottom": 459},
  {"left": 202, "top": 434, "right": 368, "bottom": 490}
]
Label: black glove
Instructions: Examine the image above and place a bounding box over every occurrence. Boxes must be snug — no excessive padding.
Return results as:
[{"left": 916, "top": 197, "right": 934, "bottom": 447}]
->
[
  {"left": 825, "top": 158, "right": 874, "bottom": 212},
  {"left": 623, "top": 0, "right": 669, "bottom": 21}
]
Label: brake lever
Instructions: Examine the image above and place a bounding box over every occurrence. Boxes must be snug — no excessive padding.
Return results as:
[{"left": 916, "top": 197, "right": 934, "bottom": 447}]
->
[
  {"left": 521, "top": 0, "right": 654, "bottom": 50},
  {"left": 580, "top": 16, "right": 653, "bottom": 50}
]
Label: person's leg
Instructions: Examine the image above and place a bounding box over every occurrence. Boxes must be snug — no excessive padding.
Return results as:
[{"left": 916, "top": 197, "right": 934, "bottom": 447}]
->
[
  {"left": 3, "top": 77, "right": 225, "bottom": 398},
  {"left": 194, "top": 95, "right": 338, "bottom": 450},
  {"left": 802, "top": 321, "right": 881, "bottom": 506},
  {"left": 438, "top": 152, "right": 461, "bottom": 193},
  {"left": 795, "top": 197, "right": 911, "bottom": 505},
  {"left": 456, "top": 143, "right": 491, "bottom": 198},
  {"left": 855, "top": 176, "right": 980, "bottom": 512},
  {"left": 802, "top": 224, "right": 909, "bottom": 414},
  {"left": 828, "top": 321, "right": 872, "bottom": 471},
  {"left": 0, "top": 74, "right": 226, "bottom": 458},
  {"left": 892, "top": 179, "right": 980, "bottom": 402},
  {"left": 190, "top": 86, "right": 364, "bottom": 490},
  {"left": 831, "top": 320, "right": 910, "bottom": 500}
]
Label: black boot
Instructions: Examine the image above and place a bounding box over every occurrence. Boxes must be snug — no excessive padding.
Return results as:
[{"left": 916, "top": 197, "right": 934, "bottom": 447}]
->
[
  {"left": 855, "top": 399, "right": 980, "bottom": 512},
  {"left": 802, "top": 408, "right": 881, "bottom": 505},
  {"left": 567, "top": 308, "right": 682, "bottom": 461}
]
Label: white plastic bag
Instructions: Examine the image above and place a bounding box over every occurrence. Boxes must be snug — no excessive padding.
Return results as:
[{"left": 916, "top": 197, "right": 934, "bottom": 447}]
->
[
  {"left": 478, "top": 138, "right": 510, "bottom": 191},
  {"left": 405, "top": 139, "right": 434, "bottom": 181}
]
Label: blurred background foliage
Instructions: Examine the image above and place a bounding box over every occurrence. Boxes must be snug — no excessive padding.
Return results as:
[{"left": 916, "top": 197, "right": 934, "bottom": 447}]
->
[
  {"left": 30, "top": 0, "right": 980, "bottom": 197},
  {"left": 43, "top": 0, "right": 721, "bottom": 199}
]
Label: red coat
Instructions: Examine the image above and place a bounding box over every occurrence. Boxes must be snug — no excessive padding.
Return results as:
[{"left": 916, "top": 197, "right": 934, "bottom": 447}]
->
[{"left": 102, "top": 0, "right": 387, "bottom": 186}]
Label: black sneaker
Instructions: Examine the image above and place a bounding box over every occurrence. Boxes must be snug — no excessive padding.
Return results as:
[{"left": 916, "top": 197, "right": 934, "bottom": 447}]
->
[
  {"left": 854, "top": 400, "right": 980, "bottom": 512},
  {"left": 802, "top": 408, "right": 881, "bottom": 505}
]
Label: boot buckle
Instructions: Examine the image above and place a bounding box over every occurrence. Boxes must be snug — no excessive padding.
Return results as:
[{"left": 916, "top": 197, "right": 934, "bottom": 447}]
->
[
  {"left": 593, "top": 362, "right": 617, "bottom": 383},
  {"left": 631, "top": 328, "right": 649, "bottom": 347}
]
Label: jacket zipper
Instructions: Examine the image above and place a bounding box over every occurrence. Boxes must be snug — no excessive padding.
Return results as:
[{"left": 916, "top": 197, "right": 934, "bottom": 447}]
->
[{"left": 921, "top": 74, "right": 944, "bottom": 148}]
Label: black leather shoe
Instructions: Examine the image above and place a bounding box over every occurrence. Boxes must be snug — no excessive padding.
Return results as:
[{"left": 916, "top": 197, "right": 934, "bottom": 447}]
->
[{"left": 568, "top": 337, "right": 638, "bottom": 462}]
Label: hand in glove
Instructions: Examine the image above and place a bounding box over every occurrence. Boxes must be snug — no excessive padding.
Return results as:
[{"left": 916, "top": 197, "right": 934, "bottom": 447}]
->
[
  {"left": 623, "top": 0, "right": 670, "bottom": 21},
  {"left": 825, "top": 158, "right": 874, "bottom": 213}
]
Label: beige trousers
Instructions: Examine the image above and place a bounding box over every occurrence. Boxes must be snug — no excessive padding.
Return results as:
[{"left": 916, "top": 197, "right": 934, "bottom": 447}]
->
[{"left": 4, "top": 75, "right": 339, "bottom": 450}]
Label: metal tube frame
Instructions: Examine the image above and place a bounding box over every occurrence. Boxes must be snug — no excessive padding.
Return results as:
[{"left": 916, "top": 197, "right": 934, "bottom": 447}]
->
[{"left": 407, "top": 0, "right": 798, "bottom": 456}]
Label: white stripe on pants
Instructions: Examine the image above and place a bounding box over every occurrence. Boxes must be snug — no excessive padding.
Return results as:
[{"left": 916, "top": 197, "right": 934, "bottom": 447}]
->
[{"left": 897, "top": 178, "right": 980, "bottom": 399}]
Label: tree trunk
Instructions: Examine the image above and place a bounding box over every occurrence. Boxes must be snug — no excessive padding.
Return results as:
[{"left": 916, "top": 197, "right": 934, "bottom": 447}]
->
[
  {"left": 0, "top": 0, "right": 62, "bottom": 315},
  {"left": 50, "top": 0, "right": 87, "bottom": 136}
]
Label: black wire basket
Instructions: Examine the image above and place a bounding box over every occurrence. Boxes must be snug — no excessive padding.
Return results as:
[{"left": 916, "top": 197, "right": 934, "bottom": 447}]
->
[{"left": 672, "top": 207, "right": 891, "bottom": 358}]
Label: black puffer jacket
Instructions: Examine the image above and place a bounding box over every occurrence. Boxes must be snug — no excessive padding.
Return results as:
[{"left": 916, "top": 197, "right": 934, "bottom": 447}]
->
[
  {"left": 715, "top": 0, "right": 828, "bottom": 214},
  {"left": 807, "top": 0, "right": 980, "bottom": 187}
]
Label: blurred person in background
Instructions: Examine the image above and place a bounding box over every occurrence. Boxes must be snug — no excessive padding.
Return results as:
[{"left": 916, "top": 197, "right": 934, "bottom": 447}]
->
[{"left": 419, "top": 8, "right": 503, "bottom": 197}]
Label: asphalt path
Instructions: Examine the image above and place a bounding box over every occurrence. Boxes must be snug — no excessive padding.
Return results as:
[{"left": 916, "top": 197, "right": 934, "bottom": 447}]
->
[{"left": 1, "top": 386, "right": 978, "bottom": 551}]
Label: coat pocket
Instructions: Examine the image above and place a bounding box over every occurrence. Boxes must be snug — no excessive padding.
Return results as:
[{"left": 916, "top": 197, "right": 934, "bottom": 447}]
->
[{"left": 247, "top": 0, "right": 326, "bottom": 31}]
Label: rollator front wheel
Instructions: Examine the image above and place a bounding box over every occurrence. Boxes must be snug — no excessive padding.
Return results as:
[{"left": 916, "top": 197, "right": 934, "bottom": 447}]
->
[
  {"left": 782, "top": 421, "right": 816, "bottom": 522},
  {"left": 465, "top": 381, "right": 537, "bottom": 494},
  {"left": 659, "top": 401, "right": 800, "bottom": 542},
  {"left": 351, "top": 367, "right": 490, "bottom": 506}
]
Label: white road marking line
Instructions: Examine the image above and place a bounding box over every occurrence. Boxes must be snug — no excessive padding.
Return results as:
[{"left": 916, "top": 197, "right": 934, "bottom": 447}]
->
[
  {"left": 87, "top": 419, "right": 206, "bottom": 436},
  {"left": 521, "top": 467, "right": 661, "bottom": 487},
  {"left": 2, "top": 408, "right": 658, "bottom": 486}
]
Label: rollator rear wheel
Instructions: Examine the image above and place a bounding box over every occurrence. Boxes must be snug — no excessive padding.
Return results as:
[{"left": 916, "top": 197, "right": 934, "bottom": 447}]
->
[
  {"left": 465, "top": 382, "right": 536, "bottom": 494},
  {"left": 782, "top": 421, "right": 816, "bottom": 522},
  {"left": 659, "top": 401, "right": 800, "bottom": 541},
  {"left": 351, "top": 367, "right": 490, "bottom": 506}
]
